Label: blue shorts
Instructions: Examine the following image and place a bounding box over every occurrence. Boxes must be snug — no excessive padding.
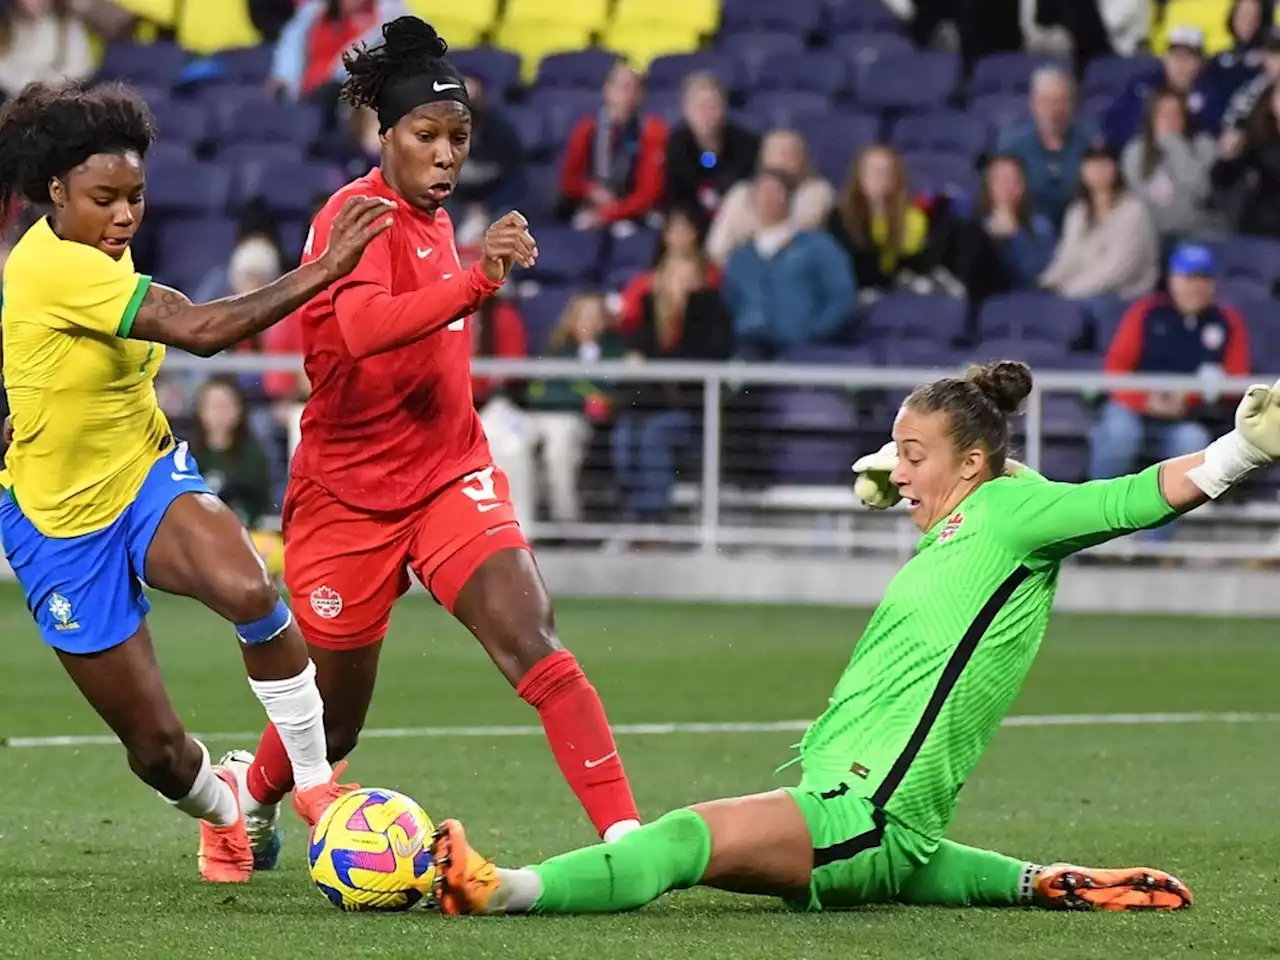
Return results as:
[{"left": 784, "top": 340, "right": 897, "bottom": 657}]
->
[{"left": 0, "top": 441, "right": 211, "bottom": 655}]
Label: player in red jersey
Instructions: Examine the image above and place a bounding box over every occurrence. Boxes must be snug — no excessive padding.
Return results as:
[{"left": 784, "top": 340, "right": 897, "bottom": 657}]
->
[{"left": 222, "top": 16, "right": 641, "bottom": 867}]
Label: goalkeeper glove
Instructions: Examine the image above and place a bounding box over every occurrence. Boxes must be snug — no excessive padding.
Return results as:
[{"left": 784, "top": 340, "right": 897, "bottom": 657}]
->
[
  {"left": 1187, "top": 380, "right": 1280, "bottom": 498},
  {"left": 851, "top": 441, "right": 902, "bottom": 509}
]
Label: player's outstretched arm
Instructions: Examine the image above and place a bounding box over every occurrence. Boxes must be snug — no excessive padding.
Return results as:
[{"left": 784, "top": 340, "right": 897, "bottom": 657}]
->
[{"left": 129, "top": 196, "right": 394, "bottom": 356}]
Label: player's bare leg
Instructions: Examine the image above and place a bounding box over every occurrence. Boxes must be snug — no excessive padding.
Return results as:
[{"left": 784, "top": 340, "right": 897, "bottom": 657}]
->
[
  {"left": 145, "top": 494, "right": 351, "bottom": 850},
  {"left": 55, "top": 623, "right": 252, "bottom": 882},
  {"left": 433, "top": 790, "right": 809, "bottom": 915},
  {"left": 450, "top": 546, "right": 641, "bottom": 841}
]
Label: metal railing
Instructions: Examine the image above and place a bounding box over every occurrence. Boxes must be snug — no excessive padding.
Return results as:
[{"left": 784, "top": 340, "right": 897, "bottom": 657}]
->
[{"left": 162, "top": 353, "right": 1280, "bottom": 559}]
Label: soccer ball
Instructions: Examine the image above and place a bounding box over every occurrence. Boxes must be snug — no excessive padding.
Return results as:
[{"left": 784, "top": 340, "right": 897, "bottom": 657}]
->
[{"left": 307, "top": 787, "right": 437, "bottom": 911}]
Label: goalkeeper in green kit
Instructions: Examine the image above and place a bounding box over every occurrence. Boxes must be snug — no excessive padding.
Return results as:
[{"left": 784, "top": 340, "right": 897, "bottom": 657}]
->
[{"left": 431, "top": 360, "right": 1280, "bottom": 917}]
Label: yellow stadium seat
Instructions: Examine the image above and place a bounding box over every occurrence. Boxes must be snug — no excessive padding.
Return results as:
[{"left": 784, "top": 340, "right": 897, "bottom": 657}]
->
[
  {"left": 504, "top": 0, "right": 610, "bottom": 31},
  {"left": 612, "top": 0, "right": 719, "bottom": 36},
  {"left": 602, "top": 22, "right": 700, "bottom": 71},
  {"left": 1149, "top": 0, "right": 1234, "bottom": 55},
  {"left": 493, "top": 20, "right": 597, "bottom": 82},
  {"left": 406, "top": 0, "right": 500, "bottom": 47},
  {"left": 108, "top": 0, "right": 176, "bottom": 27},
  {"left": 176, "top": 0, "right": 260, "bottom": 54}
]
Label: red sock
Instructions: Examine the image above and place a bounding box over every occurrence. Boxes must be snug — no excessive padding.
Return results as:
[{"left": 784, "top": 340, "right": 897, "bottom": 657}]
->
[
  {"left": 517, "top": 649, "right": 640, "bottom": 837},
  {"left": 246, "top": 723, "right": 295, "bottom": 806}
]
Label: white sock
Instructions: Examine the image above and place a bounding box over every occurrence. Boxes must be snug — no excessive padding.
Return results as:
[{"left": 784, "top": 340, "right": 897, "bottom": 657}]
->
[
  {"left": 495, "top": 867, "right": 543, "bottom": 914},
  {"left": 1021, "top": 863, "right": 1045, "bottom": 904},
  {"left": 247, "top": 659, "right": 332, "bottom": 791},
  {"left": 165, "top": 740, "right": 239, "bottom": 827},
  {"left": 603, "top": 819, "right": 642, "bottom": 843}
]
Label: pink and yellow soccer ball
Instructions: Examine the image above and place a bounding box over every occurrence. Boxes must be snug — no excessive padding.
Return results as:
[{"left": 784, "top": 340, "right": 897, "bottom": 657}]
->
[{"left": 307, "top": 788, "right": 437, "bottom": 911}]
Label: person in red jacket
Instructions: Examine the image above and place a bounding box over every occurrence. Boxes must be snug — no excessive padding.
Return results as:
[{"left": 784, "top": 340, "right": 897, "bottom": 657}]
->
[
  {"left": 224, "top": 15, "right": 642, "bottom": 872},
  {"left": 557, "top": 61, "right": 667, "bottom": 229}
]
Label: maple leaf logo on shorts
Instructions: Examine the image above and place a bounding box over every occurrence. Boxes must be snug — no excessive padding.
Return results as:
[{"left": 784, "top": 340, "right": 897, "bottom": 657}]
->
[{"left": 309, "top": 585, "right": 343, "bottom": 620}]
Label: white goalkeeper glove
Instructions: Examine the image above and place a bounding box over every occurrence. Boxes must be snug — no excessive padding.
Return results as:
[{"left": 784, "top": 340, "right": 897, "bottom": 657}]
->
[
  {"left": 851, "top": 441, "right": 902, "bottom": 509},
  {"left": 1187, "top": 380, "right": 1280, "bottom": 499}
]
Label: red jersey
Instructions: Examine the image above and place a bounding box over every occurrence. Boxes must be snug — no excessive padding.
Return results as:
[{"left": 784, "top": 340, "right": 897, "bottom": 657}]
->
[{"left": 289, "top": 168, "right": 504, "bottom": 512}]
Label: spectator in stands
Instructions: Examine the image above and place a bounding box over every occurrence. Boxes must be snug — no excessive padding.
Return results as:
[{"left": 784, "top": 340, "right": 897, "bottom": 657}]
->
[
  {"left": 997, "top": 66, "right": 1094, "bottom": 229},
  {"left": 1122, "top": 87, "right": 1219, "bottom": 241},
  {"left": 613, "top": 253, "right": 733, "bottom": 524},
  {"left": 706, "top": 129, "right": 834, "bottom": 264},
  {"left": 827, "top": 145, "right": 946, "bottom": 302},
  {"left": 1039, "top": 145, "right": 1159, "bottom": 300},
  {"left": 664, "top": 72, "right": 759, "bottom": 234},
  {"left": 1221, "top": 22, "right": 1280, "bottom": 132},
  {"left": 450, "top": 74, "right": 525, "bottom": 247},
  {"left": 1101, "top": 26, "right": 1226, "bottom": 148},
  {"left": 618, "top": 207, "right": 721, "bottom": 336},
  {"left": 557, "top": 61, "right": 667, "bottom": 230},
  {"left": 1213, "top": 68, "right": 1280, "bottom": 236},
  {"left": 190, "top": 377, "right": 274, "bottom": 532},
  {"left": 248, "top": 0, "right": 297, "bottom": 43},
  {"left": 268, "top": 0, "right": 404, "bottom": 104},
  {"left": 1208, "top": 0, "right": 1271, "bottom": 100},
  {"left": 0, "top": 0, "right": 98, "bottom": 99},
  {"left": 520, "top": 294, "right": 627, "bottom": 524},
  {"left": 724, "top": 170, "right": 856, "bottom": 357},
  {"left": 976, "top": 155, "right": 1057, "bottom": 290},
  {"left": 1089, "top": 243, "right": 1250, "bottom": 541},
  {"left": 194, "top": 201, "right": 286, "bottom": 303}
]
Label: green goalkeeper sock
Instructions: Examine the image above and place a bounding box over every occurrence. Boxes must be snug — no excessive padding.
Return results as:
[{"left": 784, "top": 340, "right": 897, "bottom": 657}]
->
[
  {"left": 521, "top": 809, "right": 711, "bottom": 914},
  {"left": 896, "top": 839, "right": 1040, "bottom": 907}
]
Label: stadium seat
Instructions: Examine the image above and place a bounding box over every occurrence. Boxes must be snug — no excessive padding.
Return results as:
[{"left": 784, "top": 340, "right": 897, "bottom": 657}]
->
[
  {"left": 753, "top": 50, "right": 850, "bottom": 98},
  {"left": 1217, "top": 236, "right": 1280, "bottom": 286},
  {"left": 856, "top": 51, "right": 959, "bottom": 112},
  {"left": 762, "top": 389, "right": 859, "bottom": 433},
  {"left": 892, "top": 112, "right": 989, "bottom": 162},
  {"left": 238, "top": 161, "right": 346, "bottom": 217},
  {"left": 719, "top": 0, "right": 824, "bottom": 37},
  {"left": 866, "top": 294, "right": 968, "bottom": 344},
  {"left": 450, "top": 47, "right": 523, "bottom": 98},
  {"left": 969, "top": 52, "right": 1065, "bottom": 97},
  {"left": 523, "top": 226, "right": 604, "bottom": 283},
  {"left": 406, "top": 0, "right": 502, "bottom": 48},
  {"left": 221, "top": 144, "right": 309, "bottom": 184},
  {"left": 98, "top": 41, "right": 186, "bottom": 89},
  {"left": 1039, "top": 394, "right": 1095, "bottom": 439},
  {"left": 145, "top": 159, "right": 232, "bottom": 216},
  {"left": 504, "top": 0, "right": 609, "bottom": 31},
  {"left": 826, "top": 0, "right": 903, "bottom": 35},
  {"left": 607, "top": 227, "right": 659, "bottom": 274},
  {"left": 780, "top": 344, "right": 879, "bottom": 367},
  {"left": 744, "top": 90, "right": 831, "bottom": 128},
  {"left": 796, "top": 112, "right": 880, "bottom": 182},
  {"left": 215, "top": 45, "right": 274, "bottom": 84},
  {"left": 149, "top": 100, "right": 211, "bottom": 147},
  {"left": 601, "top": 21, "right": 701, "bottom": 69},
  {"left": 153, "top": 216, "right": 239, "bottom": 290},
  {"left": 147, "top": 141, "right": 195, "bottom": 165},
  {"left": 1236, "top": 300, "right": 1280, "bottom": 372},
  {"left": 971, "top": 337, "right": 1075, "bottom": 369},
  {"left": 218, "top": 98, "right": 323, "bottom": 148},
  {"left": 534, "top": 48, "right": 619, "bottom": 90},
  {"left": 527, "top": 88, "right": 601, "bottom": 144},
  {"left": 877, "top": 337, "right": 960, "bottom": 368},
  {"left": 492, "top": 21, "right": 600, "bottom": 83},
  {"left": 517, "top": 284, "right": 580, "bottom": 350},
  {"left": 900, "top": 152, "right": 981, "bottom": 202},
  {"left": 767, "top": 435, "right": 860, "bottom": 484},
  {"left": 175, "top": 0, "right": 261, "bottom": 55},
  {"left": 978, "top": 293, "right": 1085, "bottom": 345},
  {"left": 612, "top": 0, "right": 720, "bottom": 36},
  {"left": 716, "top": 32, "right": 805, "bottom": 82},
  {"left": 1148, "top": 0, "right": 1234, "bottom": 55},
  {"left": 521, "top": 162, "right": 561, "bottom": 221},
  {"left": 646, "top": 52, "right": 738, "bottom": 92},
  {"left": 968, "top": 94, "right": 1029, "bottom": 135},
  {"left": 1217, "top": 277, "right": 1271, "bottom": 304},
  {"left": 832, "top": 31, "right": 914, "bottom": 88},
  {"left": 505, "top": 106, "right": 549, "bottom": 159},
  {"left": 1039, "top": 442, "right": 1088, "bottom": 482},
  {"left": 1082, "top": 55, "right": 1160, "bottom": 98}
]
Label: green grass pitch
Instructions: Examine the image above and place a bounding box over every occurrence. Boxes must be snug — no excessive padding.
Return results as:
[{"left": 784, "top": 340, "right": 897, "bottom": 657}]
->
[{"left": 0, "top": 584, "right": 1276, "bottom": 959}]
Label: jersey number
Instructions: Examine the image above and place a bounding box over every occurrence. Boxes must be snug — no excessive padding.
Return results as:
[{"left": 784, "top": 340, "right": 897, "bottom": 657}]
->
[{"left": 461, "top": 467, "right": 502, "bottom": 513}]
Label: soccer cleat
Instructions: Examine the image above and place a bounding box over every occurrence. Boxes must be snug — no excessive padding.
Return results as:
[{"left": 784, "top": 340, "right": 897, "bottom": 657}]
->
[
  {"left": 1034, "top": 863, "right": 1193, "bottom": 911},
  {"left": 218, "top": 749, "right": 282, "bottom": 871},
  {"left": 431, "top": 818, "right": 508, "bottom": 916},
  {"left": 291, "top": 760, "right": 359, "bottom": 828},
  {"left": 197, "top": 767, "right": 255, "bottom": 883}
]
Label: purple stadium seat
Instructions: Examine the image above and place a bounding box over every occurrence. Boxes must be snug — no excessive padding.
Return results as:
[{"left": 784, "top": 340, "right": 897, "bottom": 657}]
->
[
  {"left": 505, "top": 106, "right": 548, "bottom": 159},
  {"left": 1039, "top": 443, "right": 1087, "bottom": 482},
  {"left": 1082, "top": 55, "right": 1160, "bottom": 98},
  {"left": 646, "top": 52, "right": 737, "bottom": 92},
  {"left": 971, "top": 337, "right": 1073, "bottom": 369},
  {"left": 1078, "top": 94, "right": 1113, "bottom": 127},
  {"left": 753, "top": 50, "right": 849, "bottom": 97},
  {"left": 968, "top": 93, "right": 1029, "bottom": 135},
  {"left": 277, "top": 220, "right": 308, "bottom": 264},
  {"left": 780, "top": 344, "right": 878, "bottom": 366},
  {"left": 857, "top": 51, "right": 959, "bottom": 112},
  {"left": 222, "top": 143, "right": 308, "bottom": 191},
  {"left": 892, "top": 112, "right": 989, "bottom": 160},
  {"left": 196, "top": 82, "right": 263, "bottom": 110},
  {"left": 716, "top": 32, "right": 805, "bottom": 81},
  {"left": 153, "top": 217, "right": 239, "bottom": 290},
  {"left": 517, "top": 285, "right": 579, "bottom": 351},
  {"left": 970, "top": 52, "right": 1066, "bottom": 97},
  {"left": 900, "top": 152, "right": 980, "bottom": 201},
  {"left": 762, "top": 388, "right": 859, "bottom": 432},
  {"left": 1217, "top": 236, "right": 1280, "bottom": 285},
  {"left": 1236, "top": 300, "right": 1280, "bottom": 372},
  {"left": 865, "top": 293, "right": 967, "bottom": 343},
  {"left": 449, "top": 47, "right": 523, "bottom": 99},
  {"left": 238, "top": 161, "right": 345, "bottom": 216},
  {"left": 145, "top": 159, "right": 232, "bottom": 216},
  {"left": 978, "top": 293, "right": 1084, "bottom": 345},
  {"left": 1217, "top": 277, "right": 1271, "bottom": 304},
  {"left": 878, "top": 337, "right": 958, "bottom": 368},
  {"left": 831, "top": 31, "right": 914, "bottom": 88},
  {"left": 149, "top": 100, "right": 211, "bottom": 146},
  {"left": 521, "top": 162, "right": 560, "bottom": 221},
  {"left": 524, "top": 226, "right": 604, "bottom": 283},
  {"left": 826, "top": 0, "right": 903, "bottom": 35},
  {"left": 744, "top": 90, "right": 831, "bottom": 128},
  {"left": 147, "top": 141, "right": 195, "bottom": 165},
  {"left": 608, "top": 227, "right": 659, "bottom": 273},
  {"left": 768, "top": 435, "right": 859, "bottom": 484},
  {"left": 534, "top": 48, "right": 619, "bottom": 91},
  {"left": 219, "top": 97, "right": 322, "bottom": 146},
  {"left": 215, "top": 46, "right": 274, "bottom": 83},
  {"left": 644, "top": 90, "right": 684, "bottom": 128},
  {"left": 98, "top": 41, "right": 186, "bottom": 88},
  {"left": 605, "top": 265, "right": 641, "bottom": 290},
  {"left": 720, "top": 0, "right": 824, "bottom": 36},
  {"left": 798, "top": 111, "right": 879, "bottom": 182},
  {"left": 528, "top": 89, "right": 600, "bottom": 144},
  {"left": 1038, "top": 393, "right": 1094, "bottom": 439}
]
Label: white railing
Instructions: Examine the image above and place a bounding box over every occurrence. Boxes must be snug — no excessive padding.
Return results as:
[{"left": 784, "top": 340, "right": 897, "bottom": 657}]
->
[{"left": 161, "top": 354, "right": 1280, "bottom": 560}]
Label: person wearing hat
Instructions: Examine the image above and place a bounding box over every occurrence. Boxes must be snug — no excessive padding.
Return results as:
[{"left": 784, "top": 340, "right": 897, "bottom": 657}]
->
[
  {"left": 1102, "top": 25, "right": 1227, "bottom": 149},
  {"left": 1090, "top": 242, "right": 1251, "bottom": 541}
]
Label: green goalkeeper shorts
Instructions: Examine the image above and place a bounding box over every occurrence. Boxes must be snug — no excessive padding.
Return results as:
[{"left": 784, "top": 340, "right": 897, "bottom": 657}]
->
[{"left": 783, "top": 782, "right": 939, "bottom": 912}]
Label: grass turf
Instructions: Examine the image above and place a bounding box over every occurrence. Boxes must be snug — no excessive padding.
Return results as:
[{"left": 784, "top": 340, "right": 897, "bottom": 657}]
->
[{"left": 0, "top": 585, "right": 1275, "bottom": 959}]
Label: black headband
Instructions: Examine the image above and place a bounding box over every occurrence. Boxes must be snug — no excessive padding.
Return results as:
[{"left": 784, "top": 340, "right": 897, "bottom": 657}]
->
[{"left": 376, "top": 71, "right": 470, "bottom": 132}]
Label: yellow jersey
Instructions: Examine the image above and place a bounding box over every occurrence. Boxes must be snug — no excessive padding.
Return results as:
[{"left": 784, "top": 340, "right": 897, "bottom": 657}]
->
[{"left": 1, "top": 217, "right": 171, "bottom": 538}]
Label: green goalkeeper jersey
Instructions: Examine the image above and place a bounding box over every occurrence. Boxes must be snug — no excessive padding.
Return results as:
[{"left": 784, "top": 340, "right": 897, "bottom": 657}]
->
[{"left": 797, "top": 464, "right": 1179, "bottom": 840}]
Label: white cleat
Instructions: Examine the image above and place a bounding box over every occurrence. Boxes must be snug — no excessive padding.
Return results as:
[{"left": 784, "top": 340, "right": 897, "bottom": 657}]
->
[{"left": 219, "top": 749, "right": 283, "bottom": 871}]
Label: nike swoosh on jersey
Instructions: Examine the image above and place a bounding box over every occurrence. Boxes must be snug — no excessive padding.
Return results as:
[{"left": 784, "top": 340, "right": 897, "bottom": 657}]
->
[
  {"left": 171, "top": 473, "right": 201, "bottom": 483},
  {"left": 476, "top": 502, "right": 503, "bottom": 512},
  {"left": 583, "top": 750, "right": 618, "bottom": 769},
  {"left": 417, "top": 247, "right": 432, "bottom": 258}
]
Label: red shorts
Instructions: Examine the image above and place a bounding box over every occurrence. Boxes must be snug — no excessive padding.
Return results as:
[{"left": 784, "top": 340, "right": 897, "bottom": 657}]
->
[{"left": 282, "top": 465, "right": 530, "bottom": 648}]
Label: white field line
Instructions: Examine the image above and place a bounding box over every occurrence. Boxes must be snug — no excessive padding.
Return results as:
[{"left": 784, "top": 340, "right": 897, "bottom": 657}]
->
[{"left": 3, "top": 711, "right": 1279, "bottom": 749}]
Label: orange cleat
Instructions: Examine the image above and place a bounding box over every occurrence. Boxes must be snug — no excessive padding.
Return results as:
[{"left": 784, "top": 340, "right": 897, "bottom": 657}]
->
[
  {"left": 291, "top": 760, "right": 359, "bottom": 828},
  {"left": 431, "top": 818, "right": 507, "bottom": 916},
  {"left": 1034, "top": 863, "right": 1193, "bottom": 911},
  {"left": 198, "top": 767, "right": 254, "bottom": 883}
]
